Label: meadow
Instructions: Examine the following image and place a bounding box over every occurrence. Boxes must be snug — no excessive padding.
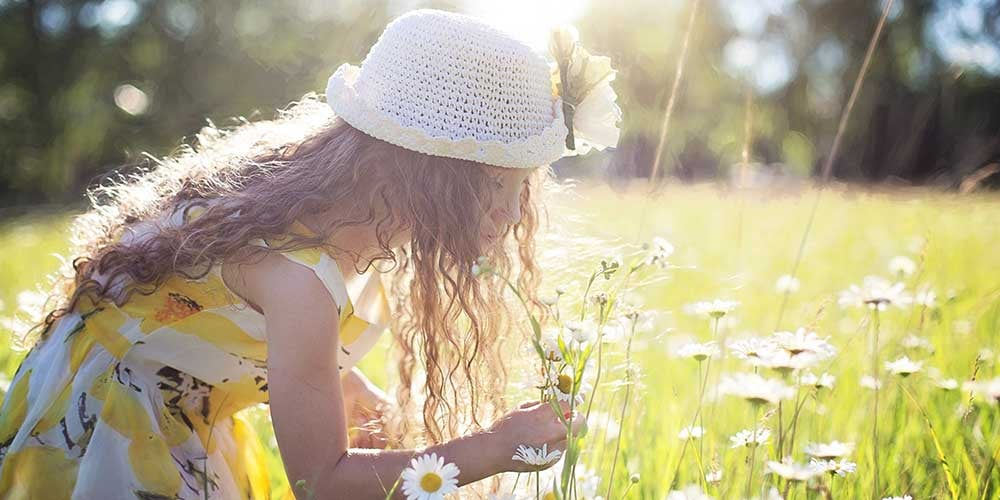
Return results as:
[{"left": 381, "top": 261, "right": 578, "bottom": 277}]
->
[{"left": 1, "top": 183, "right": 998, "bottom": 499}]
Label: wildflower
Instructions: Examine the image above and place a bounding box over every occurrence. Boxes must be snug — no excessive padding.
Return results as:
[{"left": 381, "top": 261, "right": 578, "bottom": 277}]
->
[
  {"left": 540, "top": 329, "right": 564, "bottom": 362},
  {"left": 888, "top": 256, "right": 917, "bottom": 277},
  {"left": 546, "top": 370, "right": 589, "bottom": 405},
  {"left": 676, "top": 341, "right": 719, "bottom": 361},
  {"left": 591, "top": 291, "right": 609, "bottom": 306},
  {"left": 511, "top": 443, "right": 562, "bottom": 466},
  {"left": 729, "top": 337, "right": 778, "bottom": 364},
  {"left": 678, "top": 425, "right": 704, "bottom": 440},
  {"left": 838, "top": 276, "right": 912, "bottom": 311},
  {"left": 799, "top": 371, "right": 836, "bottom": 389},
  {"left": 719, "top": 373, "right": 796, "bottom": 405},
  {"left": 665, "top": 484, "right": 713, "bottom": 500},
  {"left": 810, "top": 458, "right": 857, "bottom": 477},
  {"left": 540, "top": 294, "right": 559, "bottom": 306},
  {"left": 597, "top": 256, "right": 622, "bottom": 280},
  {"left": 685, "top": 299, "right": 739, "bottom": 319},
  {"left": 643, "top": 236, "right": 675, "bottom": 268},
  {"left": 902, "top": 334, "right": 935, "bottom": 353},
  {"left": 775, "top": 274, "right": 801, "bottom": 294},
  {"left": 885, "top": 356, "right": 923, "bottom": 377},
  {"left": 598, "top": 318, "right": 628, "bottom": 343},
  {"left": 575, "top": 466, "right": 601, "bottom": 498},
  {"left": 772, "top": 328, "right": 837, "bottom": 358},
  {"left": 881, "top": 496, "right": 913, "bottom": 500},
  {"left": 705, "top": 468, "right": 722, "bottom": 484},
  {"left": 731, "top": 428, "right": 771, "bottom": 448},
  {"left": 914, "top": 286, "right": 937, "bottom": 308},
  {"left": 964, "top": 377, "right": 1000, "bottom": 404},
  {"left": 400, "top": 453, "right": 460, "bottom": 500},
  {"left": 765, "top": 458, "right": 822, "bottom": 482},
  {"left": 587, "top": 411, "right": 620, "bottom": 441},
  {"left": 804, "top": 441, "right": 855, "bottom": 459},
  {"left": 565, "top": 319, "right": 597, "bottom": 344},
  {"left": 756, "top": 349, "right": 822, "bottom": 374},
  {"left": 860, "top": 375, "right": 883, "bottom": 390}
]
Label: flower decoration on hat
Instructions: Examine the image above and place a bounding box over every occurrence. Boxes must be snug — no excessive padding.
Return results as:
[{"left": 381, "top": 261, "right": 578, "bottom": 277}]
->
[{"left": 548, "top": 25, "right": 623, "bottom": 157}]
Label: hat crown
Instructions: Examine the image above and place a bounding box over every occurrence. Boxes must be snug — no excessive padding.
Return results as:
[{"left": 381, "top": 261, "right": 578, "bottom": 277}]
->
[
  {"left": 326, "top": 9, "right": 568, "bottom": 168},
  {"left": 356, "top": 9, "right": 555, "bottom": 144}
]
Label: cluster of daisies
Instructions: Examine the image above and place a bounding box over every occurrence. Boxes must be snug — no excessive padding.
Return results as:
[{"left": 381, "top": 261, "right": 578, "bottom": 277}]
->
[{"left": 394, "top": 245, "right": 998, "bottom": 499}]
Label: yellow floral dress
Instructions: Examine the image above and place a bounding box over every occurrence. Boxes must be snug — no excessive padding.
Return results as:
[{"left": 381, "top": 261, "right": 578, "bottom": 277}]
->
[{"left": 0, "top": 201, "right": 391, "bottom": 499}]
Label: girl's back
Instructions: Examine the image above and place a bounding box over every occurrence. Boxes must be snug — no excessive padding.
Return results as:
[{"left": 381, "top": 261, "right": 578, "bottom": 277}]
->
[{"left": 0, "top": 199, "right": 389, "bottom": 499}]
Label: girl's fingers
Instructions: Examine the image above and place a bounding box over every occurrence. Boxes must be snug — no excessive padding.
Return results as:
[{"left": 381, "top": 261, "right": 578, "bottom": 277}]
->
[{"left": 517, "top": 400, "right": 541, "bottom": 409}]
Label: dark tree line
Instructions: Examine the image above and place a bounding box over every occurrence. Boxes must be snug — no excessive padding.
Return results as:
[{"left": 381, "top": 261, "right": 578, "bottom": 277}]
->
[{"left": 1, "top": 0, "right": 999, "bottom": 211}]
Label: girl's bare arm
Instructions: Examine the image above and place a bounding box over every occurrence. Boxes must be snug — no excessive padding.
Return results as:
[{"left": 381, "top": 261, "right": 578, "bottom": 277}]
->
[{"left": 242, "top": 253, "right": 510, "bottom": 498}]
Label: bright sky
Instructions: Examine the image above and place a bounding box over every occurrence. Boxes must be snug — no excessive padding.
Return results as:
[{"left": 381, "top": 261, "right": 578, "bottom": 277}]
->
[{"left": 460, "top": 0, "right": 592, "bottom": 51}]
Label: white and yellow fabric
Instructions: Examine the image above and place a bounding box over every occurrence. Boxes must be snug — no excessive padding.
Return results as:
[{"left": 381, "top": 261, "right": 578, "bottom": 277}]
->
[{"left": 0, "top": 204, "right": 390, "bottom": 499}]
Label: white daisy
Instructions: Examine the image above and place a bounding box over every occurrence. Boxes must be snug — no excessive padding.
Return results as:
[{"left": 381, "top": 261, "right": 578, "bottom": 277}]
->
[
  {"left": 730, "top": 428, "right": 771, "bottom": 448},
  {"left": 546, "top": 371, "right": 588, "bottom": 405},
  {"left": 705, "top": 468, "right": 722, "bottom": 484},
  {"left": 885, "top": 356, "right": 923, "bottom": 377},
  {"left": 540, "top": 329, "right": 564, "bottom": 362},
  {"left": 678, "top": 425, "right": 705, "bottom": 440},
  {"left": 860, "top": 375, "right": 883, "bottom": 390},
  {"left": 400, "top": 453, "right": 460, "bottom": 500},
  {"left": 799, "top": 371, "right": 836, "bottom": 389},
  {"left": 810, "top": 458, "right": 857, "bottom": 477},
  {"left": 643, "top": 236, "right": 675, "bottom": 268},
  {"left": 765, "top": 458, "right": 822, "bottom": 482},
  {"left": 511, "top": 443, "right": 562, "bottom": 466},
  {"left": 574, "top": 465, "right": 601, "bottom": 498},
  {"left": 888, "top": 256, "right": 917, "bottom": 277},
  {"left": 719, "top": 373, "right": 796, "bottom": 405},
  {"left": 729, "top": 337, "right": 779, "bottom": 364},
  {"left": 881, "top": 495, "right": 913, "bottom": 500},
  {"left": 775, "top": 274, "right": 801, "bottom": 294},
  {"left": 772, "top": 328, "right": 837, "bottom": 358},
  {"left": 804, "top": 441, "right": 855, "bottom": 459},
  {"left": 684, "top": 299, "right": 740, "bottom": 319},
  {"left": 913, "top": 286, "right": 937, "bottom": 308},
  {"left": 665, "top": 484, "right": 713, "bottom": 500},
  {"left": 964, "top": 377, "right": 1000, "bottom": 404},
  {"left": 756, "top": 349, "right": 822, "bottom": 373},
  {"left": 838, "top": 276, "right": 912, "bottom": 311},
  {"left": 902, "top": 334, "right": 935, "bottom": 353},
  {"left": 676, "top": 341, "right": 720, "bottom": 361},
  {"left": 565, "top": 319, "right": 597, "bottom": 344}
]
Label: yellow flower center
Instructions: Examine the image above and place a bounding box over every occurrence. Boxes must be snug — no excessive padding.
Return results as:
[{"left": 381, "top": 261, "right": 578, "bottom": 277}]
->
[
  {"left": 557, "top": 374, "right": 573, "bottom": 394},
  {"left": 420, "top": 472, "right": 442, "bottom": 492},
  {"left": 543, "top": 492, "right": 557, "bottom": 500}
]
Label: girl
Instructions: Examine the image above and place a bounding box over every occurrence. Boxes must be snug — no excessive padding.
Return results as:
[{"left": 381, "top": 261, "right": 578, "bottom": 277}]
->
[{"left": 0, "top": 8, "right": 612, "bottom": 499}]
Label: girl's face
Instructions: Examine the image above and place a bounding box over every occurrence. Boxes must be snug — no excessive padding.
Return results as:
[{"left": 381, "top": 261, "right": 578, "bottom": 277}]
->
[{"left": 481, "top": 166, "right": 535, "bottom": 245}]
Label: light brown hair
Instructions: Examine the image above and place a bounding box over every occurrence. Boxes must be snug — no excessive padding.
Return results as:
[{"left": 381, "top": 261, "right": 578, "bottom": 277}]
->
[{"left": 28, "top": 94, "right": 547, "bottom": 446}]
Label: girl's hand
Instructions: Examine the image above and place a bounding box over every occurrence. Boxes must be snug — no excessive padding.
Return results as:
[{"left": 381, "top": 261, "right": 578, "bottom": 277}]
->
[
  {"left": 342, "top": 368, "right": 395, "bottom": 449},
  {"left": 486, "top": 399, "right": 588, "bottom": 473}
]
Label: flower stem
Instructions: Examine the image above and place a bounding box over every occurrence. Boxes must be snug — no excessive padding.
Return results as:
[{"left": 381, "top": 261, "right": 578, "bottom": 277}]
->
[
  {"left": 747, "top": 405, "right": 760, "bottom": 500},
  {"left": 605, "top": 321, "right": 636, "bottom": 500},
  {"left": 871, "top": 308, "right": 881, "bottom": 500}
]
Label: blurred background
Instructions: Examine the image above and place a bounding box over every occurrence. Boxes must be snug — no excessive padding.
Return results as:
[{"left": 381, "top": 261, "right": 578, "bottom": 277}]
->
[{"left": 1, "top": 0, "right": 999, "bottom": 214}]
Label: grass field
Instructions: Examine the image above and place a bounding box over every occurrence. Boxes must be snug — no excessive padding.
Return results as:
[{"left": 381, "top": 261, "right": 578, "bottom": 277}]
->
[{"left": 1, "top": 184, "right": 998, "bottom": 499}]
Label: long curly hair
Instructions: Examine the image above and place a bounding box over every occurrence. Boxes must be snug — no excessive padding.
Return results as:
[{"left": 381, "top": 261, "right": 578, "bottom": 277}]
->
[{"left": 25, "top": 94, "right": 547, "bottom": 446}]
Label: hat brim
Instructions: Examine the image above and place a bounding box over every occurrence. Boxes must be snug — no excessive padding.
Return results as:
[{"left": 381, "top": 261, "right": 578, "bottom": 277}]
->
[{"left": 325, "top": 63, "right": 568, "bottom": 169}]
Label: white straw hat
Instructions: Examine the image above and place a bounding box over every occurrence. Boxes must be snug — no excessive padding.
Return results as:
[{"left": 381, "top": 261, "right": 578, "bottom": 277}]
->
[{"left": 325, "top": 9, "right": 570, "bottom": 169}]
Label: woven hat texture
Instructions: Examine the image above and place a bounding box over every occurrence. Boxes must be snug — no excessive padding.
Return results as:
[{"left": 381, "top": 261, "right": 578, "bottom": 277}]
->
[{"left": 325, "top": 9, "right": 569, "bottom": 169}]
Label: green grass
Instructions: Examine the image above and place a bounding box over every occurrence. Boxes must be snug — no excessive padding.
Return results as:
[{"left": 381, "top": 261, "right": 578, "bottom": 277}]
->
[{"left": 1, "top": 184, "right": 998, "bottom": 499}]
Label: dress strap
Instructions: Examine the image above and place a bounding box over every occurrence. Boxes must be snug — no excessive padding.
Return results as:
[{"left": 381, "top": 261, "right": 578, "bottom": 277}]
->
[{"left": 246, "top": 220, "right": 353, "bottom": 316}]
